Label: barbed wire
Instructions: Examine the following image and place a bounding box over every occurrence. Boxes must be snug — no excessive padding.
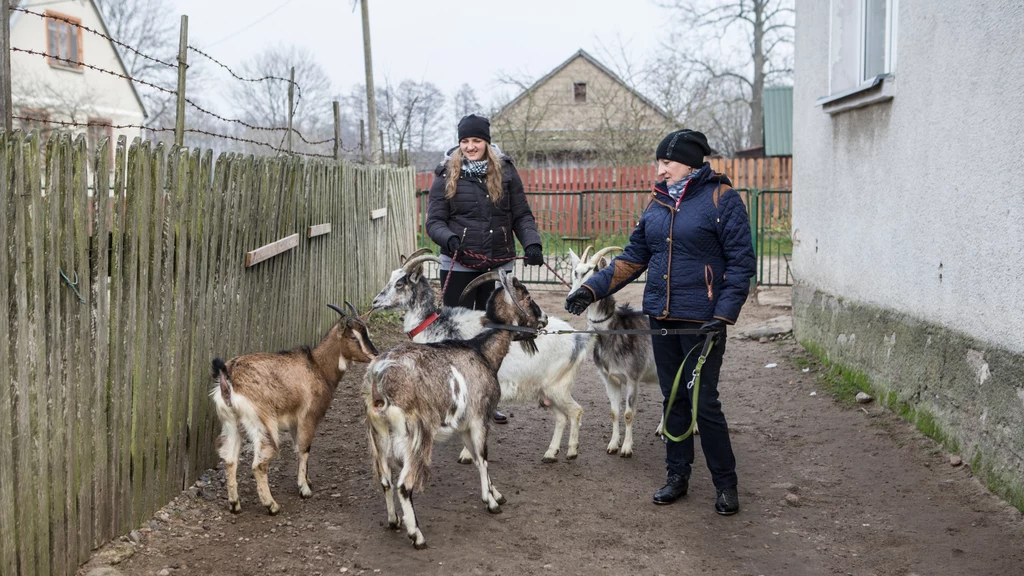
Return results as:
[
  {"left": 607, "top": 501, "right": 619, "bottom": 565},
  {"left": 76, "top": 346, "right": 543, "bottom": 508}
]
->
[
  {"left": 187, "top": 45, "right": 300, "bottom": 100},
  {"left": 11, "top": 116, "right": 343, "bottom": 159},
  {"left": 11, "top": 47, "right": 179, "bottom": 96},
  {"left": 11, "top": 7, "right": 181, "bottom": 70}
]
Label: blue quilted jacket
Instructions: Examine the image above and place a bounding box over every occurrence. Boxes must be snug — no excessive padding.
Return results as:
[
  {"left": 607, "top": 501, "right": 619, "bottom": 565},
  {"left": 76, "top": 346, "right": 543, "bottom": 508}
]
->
[{"left": 582, "top": 163, "right": 756, "bottom": 323}]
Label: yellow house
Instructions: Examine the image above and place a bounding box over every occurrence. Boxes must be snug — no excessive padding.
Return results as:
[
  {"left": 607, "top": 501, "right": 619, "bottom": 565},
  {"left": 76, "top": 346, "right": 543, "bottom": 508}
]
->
[
  {"left": 492, "top": 49, "right": 675, "bottom": 169},
  {"left": 9, "top": 0, "right": 147, "bottom": 156}
]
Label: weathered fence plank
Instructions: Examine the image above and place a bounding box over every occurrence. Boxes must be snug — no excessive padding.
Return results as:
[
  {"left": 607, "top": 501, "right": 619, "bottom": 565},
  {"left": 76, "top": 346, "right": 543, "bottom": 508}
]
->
[
  {"left": 0, "top": 132, "right": 19, "bottom": 576},
  {"left": 92, "top": 137, "right": 112, "bottom": 546}
]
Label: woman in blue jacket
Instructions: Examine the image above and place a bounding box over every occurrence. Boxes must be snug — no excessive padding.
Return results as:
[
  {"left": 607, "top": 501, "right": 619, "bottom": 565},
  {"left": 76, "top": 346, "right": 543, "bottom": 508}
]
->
[{"left": 564, "top": 129, "right": 755, "bottom": 515}]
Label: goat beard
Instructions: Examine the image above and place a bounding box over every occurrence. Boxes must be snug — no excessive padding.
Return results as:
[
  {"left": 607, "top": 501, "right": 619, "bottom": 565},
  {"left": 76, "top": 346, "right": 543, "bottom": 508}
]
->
[{"left": 517, "top": 338, "right": 539, "bottom": 355}]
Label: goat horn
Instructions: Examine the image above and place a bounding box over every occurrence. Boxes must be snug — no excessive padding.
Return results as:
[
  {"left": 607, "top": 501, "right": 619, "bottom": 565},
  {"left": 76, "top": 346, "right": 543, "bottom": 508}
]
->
[
  {"left": 459, "top": 269, "right": 503, "bottom": 303},
  {"left": 580, "top": 245, "right": 594, "bottom": 264},
  {"left": 400, "top": 247, "right": 434, "bottom": 264},
  {"left": 344, "top": 300, "right": 360, "bottom": 319},
  {"left": 402, "top": 254, "right": 442, "bottom": 273},
  {"left": 327, "top": 303, "right": 347, "bottom": 318},
  {"left": 589, "top": 246, "right": 624, "bottom": 265}
]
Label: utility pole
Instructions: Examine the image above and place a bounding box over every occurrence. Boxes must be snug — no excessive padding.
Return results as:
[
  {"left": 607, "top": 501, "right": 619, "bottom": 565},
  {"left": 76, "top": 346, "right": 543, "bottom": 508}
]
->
[
  {"left": 0, "top": 0, "right": 11, "bottom": 134},
  {"left": 359, "top": 0, "right": 380, "bottom": 163},
  {"left": 174, "top": 15, "right": 188, "bottom": 146}
]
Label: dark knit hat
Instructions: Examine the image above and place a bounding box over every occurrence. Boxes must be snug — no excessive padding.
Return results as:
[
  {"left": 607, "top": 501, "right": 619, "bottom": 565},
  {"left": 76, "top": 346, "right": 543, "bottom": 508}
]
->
[
  {"left": 458, "top": 114, "right": 491, "bottom": 143},
  {"left": 656, "top": 129, "right": 712, "bottom": 168}
]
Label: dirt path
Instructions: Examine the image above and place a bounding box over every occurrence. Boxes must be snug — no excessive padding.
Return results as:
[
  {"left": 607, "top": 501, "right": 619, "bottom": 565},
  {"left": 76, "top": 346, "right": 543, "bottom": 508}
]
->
[{"left": 83, "top": 286, "right": 1024, "bottom": 576}]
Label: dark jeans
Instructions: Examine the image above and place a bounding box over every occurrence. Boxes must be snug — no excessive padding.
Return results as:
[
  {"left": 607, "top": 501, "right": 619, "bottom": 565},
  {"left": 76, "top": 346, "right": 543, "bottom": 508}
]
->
[
  {"left": 438, "top": 269, "right": 497, "bottom": 310},
  {"left": 650, "top": 317, "right": 737, "bottom": 490}
]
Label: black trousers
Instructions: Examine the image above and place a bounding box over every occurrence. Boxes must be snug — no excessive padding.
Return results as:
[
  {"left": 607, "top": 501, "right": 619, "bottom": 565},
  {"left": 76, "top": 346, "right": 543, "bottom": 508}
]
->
[
  {"left": 649, "top": 317, "right": 737, "bottom": 490},
  {"left": 438, "top": 269, "right": 497, "bottom": 310}
]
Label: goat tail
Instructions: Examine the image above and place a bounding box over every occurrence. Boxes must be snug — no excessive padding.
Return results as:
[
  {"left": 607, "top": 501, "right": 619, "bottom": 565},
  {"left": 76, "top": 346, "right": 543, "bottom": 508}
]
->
[{"left": 212, "top": 357, "right": 232, "bottom": 408}]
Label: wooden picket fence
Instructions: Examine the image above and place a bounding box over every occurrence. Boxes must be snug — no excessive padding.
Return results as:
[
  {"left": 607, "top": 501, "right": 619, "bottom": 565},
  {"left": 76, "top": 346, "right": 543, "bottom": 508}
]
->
[
  {"left": 0, "top": 130, "right": 417, "bottom": 576},
  {"left": 414, "top": 156, "right": 792, "bottom": 192}
]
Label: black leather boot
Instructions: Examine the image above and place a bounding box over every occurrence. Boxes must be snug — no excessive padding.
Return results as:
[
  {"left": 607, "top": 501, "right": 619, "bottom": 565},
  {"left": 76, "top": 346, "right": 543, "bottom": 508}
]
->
[
  {"left": 715, "top": 486, "right": 739, "bottom": 515},
  {"left": 652, "top": 473, "right": 688, "bottom": 505}
]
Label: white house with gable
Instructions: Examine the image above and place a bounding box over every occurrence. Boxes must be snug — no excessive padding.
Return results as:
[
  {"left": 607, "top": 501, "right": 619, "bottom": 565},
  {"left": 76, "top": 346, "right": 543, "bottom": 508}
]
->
[{"left": 9, "top": 0, "right": 147, "bottom": 157}]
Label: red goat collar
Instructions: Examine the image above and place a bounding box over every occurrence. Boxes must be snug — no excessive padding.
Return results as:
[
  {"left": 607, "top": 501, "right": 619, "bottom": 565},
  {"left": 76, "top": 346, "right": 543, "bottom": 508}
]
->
[{"left": 407, "top": 313, "right": 439, "bottom": 339}]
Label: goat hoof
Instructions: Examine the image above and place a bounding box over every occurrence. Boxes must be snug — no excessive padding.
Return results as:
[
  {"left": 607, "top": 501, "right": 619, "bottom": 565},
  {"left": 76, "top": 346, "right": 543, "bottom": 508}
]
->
[
  {"left": 228, "top": 501, "right": 242, "bottom": 514},
  {"left": 487, "top": 505, "right": 503, "bottom": 515},
  {"left": 388, "top": 520, "right": 401, "bottom": 529},
  {"left": 457, "top": 457, "right": 474, "bottom": 465},
  {"left": 541, "top": 456, "right": 558, "bottom": 464},
  {"left": 413, "top": 540, "right": 428, "bottom": 550},
  {"left": 606, "top": 446, "right": 619, "bottom": 455},
  {"left": 299, "top": 486, "right": 313, "bottom": 499},
  {"left": 566, "top": 452, "right": 578, "bottom": 461},
  {"left": 620, "top": 451, "right": 633, "bottom": 459},
  {"left": 496, "top": 495, "right": 507, "bottom": 505},
  {"left": 266, "top": 503, "right": 281, "bottom": 516}
]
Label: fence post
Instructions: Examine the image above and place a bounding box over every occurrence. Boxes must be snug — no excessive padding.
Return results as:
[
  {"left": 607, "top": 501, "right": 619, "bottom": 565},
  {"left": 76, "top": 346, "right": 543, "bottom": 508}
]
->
[
  {"left": 332, "top": 101, "right": 341, "bottom": 160},
  {"left": 359, "top": 119, "right": 365, "bottom": 161},
  {"left": 2, "top": 0, "right": 13, "bottom": 134},
  {"left": 174, "top": 15, "right": 188, "bottom": 147},
  {"left": 750, "top": 189, "right": 760, "bottom": 288},
  {"left": 287, "top": 67, "right": 294, "bottom": 153}
]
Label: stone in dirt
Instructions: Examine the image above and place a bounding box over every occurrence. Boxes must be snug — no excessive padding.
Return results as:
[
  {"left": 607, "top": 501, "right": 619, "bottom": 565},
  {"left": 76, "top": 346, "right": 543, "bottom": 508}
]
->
[
  {"left": 128, "top": 530, "right": 143, "bottom": 544},
  {"left": 86, "top": 568, "right": 126, "bottom": 576},
  {"left": 785, "top": 493, "right": 801, "bottom": 506},
  {"left": 856, "top": 392, "right": 874, "bottom": 404},
  {"left": 950, "top": 455, "right": 963, "bottom": 467},
  {"left": 158, "top": 570, "right": 171, "bottom": 576},
  {"left": 771, "top": 482, "right": 799, "bottom": 493},
  {"left": 743, "top": 315, "right": 793, "bottom": 340}
]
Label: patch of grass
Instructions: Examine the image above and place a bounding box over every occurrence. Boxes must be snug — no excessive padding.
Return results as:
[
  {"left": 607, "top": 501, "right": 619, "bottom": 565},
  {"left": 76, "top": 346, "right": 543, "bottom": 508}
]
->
[
  {"left": 971, "top": 453, "right": 1024, "bottom": 513},
  {"left": 792, "top": 356, "right": 812, "bottom": 370}
]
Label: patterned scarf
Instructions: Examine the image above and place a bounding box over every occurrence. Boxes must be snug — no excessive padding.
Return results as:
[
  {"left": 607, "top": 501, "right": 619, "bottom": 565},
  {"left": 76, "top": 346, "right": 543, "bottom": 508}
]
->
[
  {"left": 462, "top": 158, "right": 488, "bottom": 177},
  {"left": 667, "top": 171, "right": 695, "bottom": 201}
]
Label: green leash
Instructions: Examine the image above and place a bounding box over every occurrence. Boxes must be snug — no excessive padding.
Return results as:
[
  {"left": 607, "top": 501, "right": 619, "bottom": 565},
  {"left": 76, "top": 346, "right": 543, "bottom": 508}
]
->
[{"left": 661, "top": 333, "right": 717, "bottom": 443}]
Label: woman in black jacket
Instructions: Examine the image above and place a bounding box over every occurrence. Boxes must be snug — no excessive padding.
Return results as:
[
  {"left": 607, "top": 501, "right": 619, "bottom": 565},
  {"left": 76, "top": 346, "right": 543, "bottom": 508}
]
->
[
  {"left": 425, "top": 114, "right": 544, "bottom": 424},
  {"left": 426, "top": 114, "right": 544, "bottom": 310}
]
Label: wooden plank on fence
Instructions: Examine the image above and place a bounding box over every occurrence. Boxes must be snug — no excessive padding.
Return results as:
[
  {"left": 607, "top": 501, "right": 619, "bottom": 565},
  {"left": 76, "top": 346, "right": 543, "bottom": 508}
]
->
[
  {"left": 168, "top": 148, "right": 191, "bottom": 495},
  {"left": 91, "top": 136, "right": 112, "bottom": 548},
  {"left": 105, "top": 136, "right": 126, "bottom": 538},
  {"left": 0, "top": 132, "right": 18, "bottom": 576},
  {"left": 179, "top": 148, "right": 204, "bottom": 488},
  {"left": 154, "top": 144, "right": 175, "bottom": 508},
  {"left": 11, "top": 130, "right": 39, "bottom": 574},
  {"left": 245, "top": 233, "right": 300, "bottom": 268},
  {"left": 131, "top": 140, "right": 155, "bottom": 528}
]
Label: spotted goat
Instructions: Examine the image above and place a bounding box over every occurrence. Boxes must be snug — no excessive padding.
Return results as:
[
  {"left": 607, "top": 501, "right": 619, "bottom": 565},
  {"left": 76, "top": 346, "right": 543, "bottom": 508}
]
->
[
  {"left": 568, "top": 246, "right": 668, "bottom": 458},
  {"left": 365, "top": 269, "right": 547, "bottom": 549},
  {"left": 211, "top": 303, "right": 378, "bottom": 515},
  {"left": 370, "top": 249, "right": 588, "bottom": 463}
]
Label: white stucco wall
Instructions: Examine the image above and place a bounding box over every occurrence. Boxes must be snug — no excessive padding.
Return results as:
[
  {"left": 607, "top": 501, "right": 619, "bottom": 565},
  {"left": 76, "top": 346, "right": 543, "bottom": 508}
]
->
[
  {"left": 9, "top": 0, "right": 146, "bottom": 146},
  {"left": 793, "top": 0, "right": 1024, "bottom": 353}
]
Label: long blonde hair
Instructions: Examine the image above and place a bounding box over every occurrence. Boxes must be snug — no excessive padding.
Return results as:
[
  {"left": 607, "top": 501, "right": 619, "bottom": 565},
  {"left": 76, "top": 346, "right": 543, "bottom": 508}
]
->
[{"left": 444, "top": 145, "right": 505, "bottom": 203}]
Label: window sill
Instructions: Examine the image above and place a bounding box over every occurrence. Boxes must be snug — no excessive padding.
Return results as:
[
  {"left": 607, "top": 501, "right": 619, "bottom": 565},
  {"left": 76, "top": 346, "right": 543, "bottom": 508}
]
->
[
  {"left": 817, "top": 74, "right": 894, "bottom": 115},
  {"left": 48, "top": 63, "right": 85, "bottom": 74}
]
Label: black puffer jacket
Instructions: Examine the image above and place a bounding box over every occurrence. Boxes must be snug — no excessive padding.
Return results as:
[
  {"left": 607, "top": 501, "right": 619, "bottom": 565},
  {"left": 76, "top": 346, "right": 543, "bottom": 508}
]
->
[{"left": 426, "top": 153, "right": 541, "bottom": 269}]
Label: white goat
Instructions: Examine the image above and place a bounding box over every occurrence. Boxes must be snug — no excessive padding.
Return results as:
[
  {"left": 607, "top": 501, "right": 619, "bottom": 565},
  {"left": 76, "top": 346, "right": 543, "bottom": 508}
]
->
[
  {"left": 212, "top": 303, "right": 378, "bottom": 515},
  {"left": 370, "top": 251, "right": 588, "bottom": 462},
  {"left": 568, "top": 246, "right": 665, "bottom": 457},
  {"left": 365, "top": 269, "right": 547, "bottom": 549}
]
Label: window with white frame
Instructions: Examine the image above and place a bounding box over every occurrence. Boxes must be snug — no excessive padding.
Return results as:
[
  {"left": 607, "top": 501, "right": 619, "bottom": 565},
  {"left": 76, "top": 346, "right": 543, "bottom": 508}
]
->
[{"left": 828, "top": 0, "right": 897, "bottom": 96}]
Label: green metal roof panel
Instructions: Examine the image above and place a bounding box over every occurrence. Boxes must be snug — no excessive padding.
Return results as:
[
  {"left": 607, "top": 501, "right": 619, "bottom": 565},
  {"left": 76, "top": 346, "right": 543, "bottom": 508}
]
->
[{"left": 763, "top": 86, "right": 793, "bottom": 157}]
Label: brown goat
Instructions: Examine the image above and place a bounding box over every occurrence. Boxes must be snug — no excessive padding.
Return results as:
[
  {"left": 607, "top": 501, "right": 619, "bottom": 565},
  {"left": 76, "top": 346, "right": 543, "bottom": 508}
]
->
[{"left": 212, "top": 303, "right": 378, "bottom": 515}]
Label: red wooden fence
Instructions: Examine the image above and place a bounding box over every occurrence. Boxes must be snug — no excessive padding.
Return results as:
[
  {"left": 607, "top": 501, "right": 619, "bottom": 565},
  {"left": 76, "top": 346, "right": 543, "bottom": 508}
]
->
[{"left": 415, "top": 157, "right": 792, "bottom": 193}]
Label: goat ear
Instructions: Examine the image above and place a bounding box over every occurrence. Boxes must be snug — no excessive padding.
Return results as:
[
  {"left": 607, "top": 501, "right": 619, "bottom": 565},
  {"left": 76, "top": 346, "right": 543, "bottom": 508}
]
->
[
  {"left": 568, "top": 248, "right": 580, "bottom": 266},
  {"left": 598, "top": 257, "right": 608, "bottom": 270}
]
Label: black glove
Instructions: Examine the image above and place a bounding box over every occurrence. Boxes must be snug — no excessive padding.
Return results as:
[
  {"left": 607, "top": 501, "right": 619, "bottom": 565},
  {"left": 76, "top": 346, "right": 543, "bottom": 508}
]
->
[
  {"left": 447, "top": 236, "right": 461, "bottom": 254},
  {"left": 564, "top": 288, "right": 595, "bottom": 316},
  {"left": 524, "top": 244, "right": 544, "bottom": 266},
  {"left": 700, "top": 318, "right": 727, "bottom": 341}
]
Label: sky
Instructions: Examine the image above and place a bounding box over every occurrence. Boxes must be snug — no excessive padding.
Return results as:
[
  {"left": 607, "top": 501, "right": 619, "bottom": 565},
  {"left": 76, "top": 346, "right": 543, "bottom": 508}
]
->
[{"left": 170, "top": 0, "right": 671, "bottom": 109}]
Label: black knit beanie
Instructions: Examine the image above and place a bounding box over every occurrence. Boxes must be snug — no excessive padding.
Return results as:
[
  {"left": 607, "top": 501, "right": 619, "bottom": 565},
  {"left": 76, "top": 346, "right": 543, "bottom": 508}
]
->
[
  {"left": 458, "top": 114, "right": 491, "bottom": 143},
  {"left": 656, "top": 129, "right": 712, "bottom": 168}
]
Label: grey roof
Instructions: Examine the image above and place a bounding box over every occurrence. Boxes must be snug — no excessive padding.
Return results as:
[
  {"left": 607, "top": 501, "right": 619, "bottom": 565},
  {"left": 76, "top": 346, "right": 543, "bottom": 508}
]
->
[
  {"left": 763, "top": 85, "right": 792, "bottom": 157},
  {"left": 494, "top": 49, "right": 674, "bottom": 123}
]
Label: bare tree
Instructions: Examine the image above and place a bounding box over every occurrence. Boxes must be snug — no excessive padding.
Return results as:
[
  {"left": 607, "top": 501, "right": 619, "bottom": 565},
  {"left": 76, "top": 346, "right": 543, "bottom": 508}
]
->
[
  {"left": 452, "top": 83, "right": 481, "bottom": 121},
  {"left": 94, "top": 0, "right": 182, "bottom": 127},
  {"left": 230, "top": 45, "right": 334, "bottom": 155},
  {"left": 489, "top": 72, "right": 556, "bottom": 169},
  {"left": 656, "top": 0, "right": 794, "bottom": 147},
  {"left": 375, "top": 79, "right": 445, "bottom": 165}
]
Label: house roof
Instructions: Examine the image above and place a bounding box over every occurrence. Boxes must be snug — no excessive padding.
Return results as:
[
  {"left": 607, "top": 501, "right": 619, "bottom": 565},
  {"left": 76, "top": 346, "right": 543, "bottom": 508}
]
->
[
  {"left": 10, "top": 0, "right": 149, "bottom": 119},
  {"left": 494, "top": 49, "right": 674, "bottom": 123},
  {"left": 763, "top": 85, "right": 792, "bottom": 157}
]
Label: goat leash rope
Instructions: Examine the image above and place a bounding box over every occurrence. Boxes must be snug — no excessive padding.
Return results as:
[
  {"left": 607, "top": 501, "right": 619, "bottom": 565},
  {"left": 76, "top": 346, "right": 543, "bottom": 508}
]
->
[{"left": 661, "top": 333, "right": 717, "bottom": 443}]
